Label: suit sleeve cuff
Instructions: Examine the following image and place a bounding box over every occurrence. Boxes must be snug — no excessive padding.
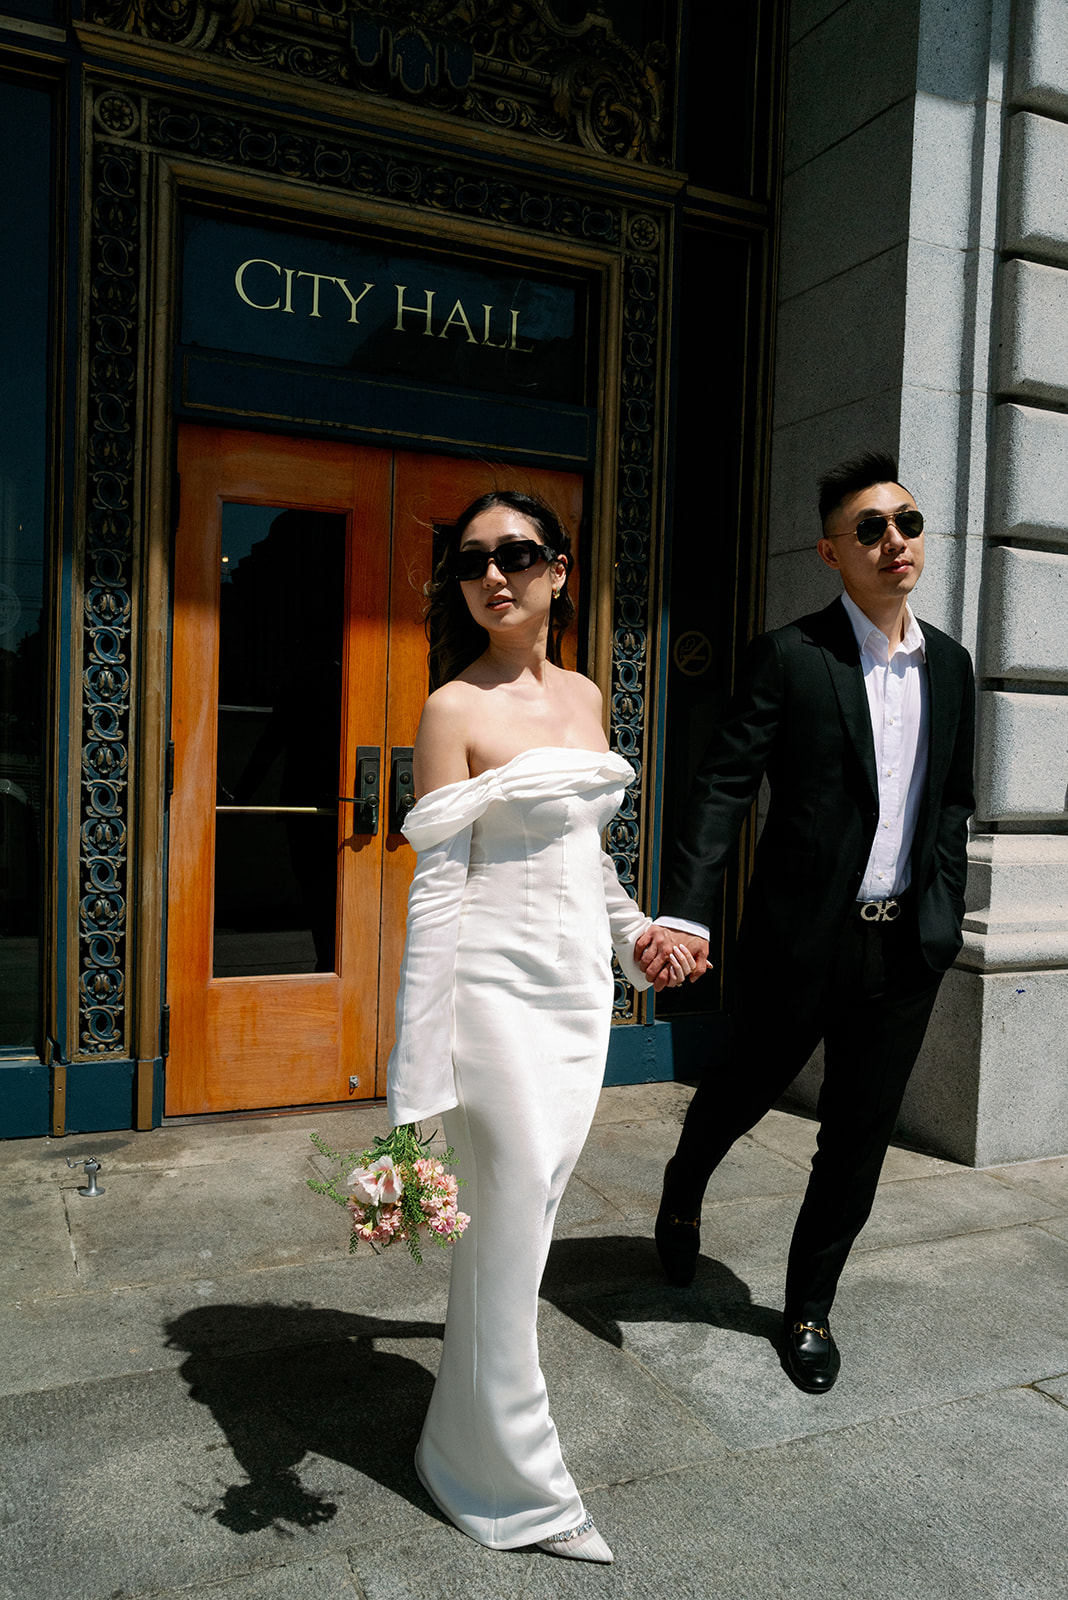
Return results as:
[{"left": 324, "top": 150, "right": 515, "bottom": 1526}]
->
[{"left": 653, "top": 915, "right": 710, "bottom": 941}]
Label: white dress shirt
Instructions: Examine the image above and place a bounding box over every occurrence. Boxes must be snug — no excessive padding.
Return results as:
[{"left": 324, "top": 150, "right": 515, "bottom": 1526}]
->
[
  {"left": 841, "top": 592, "right": 928, "bottom": 899},
  {"left": 657, "top": 593, "right": 930, "bottom": 940}
]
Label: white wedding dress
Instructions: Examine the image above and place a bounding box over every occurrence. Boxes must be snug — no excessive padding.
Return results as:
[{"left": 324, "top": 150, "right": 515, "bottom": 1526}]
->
[{"left": 386, "top": 747, "right": 651, "bottom": 1549}]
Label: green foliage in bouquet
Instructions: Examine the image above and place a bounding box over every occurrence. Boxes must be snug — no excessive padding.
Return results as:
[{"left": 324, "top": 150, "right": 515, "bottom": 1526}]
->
[{"left": 308, "top": 1122, "right": 469, "bottom": 1264}]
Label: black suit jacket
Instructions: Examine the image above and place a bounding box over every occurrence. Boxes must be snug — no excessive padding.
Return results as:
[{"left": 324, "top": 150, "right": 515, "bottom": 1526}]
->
[{"left": 659, "top": 597, "right": 976, "bottom": 989}]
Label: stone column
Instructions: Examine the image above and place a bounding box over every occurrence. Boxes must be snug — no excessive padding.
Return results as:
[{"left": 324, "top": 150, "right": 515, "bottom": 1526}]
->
[{"left": 918, "top": 0, "right": 1068, "bottom": 1164}]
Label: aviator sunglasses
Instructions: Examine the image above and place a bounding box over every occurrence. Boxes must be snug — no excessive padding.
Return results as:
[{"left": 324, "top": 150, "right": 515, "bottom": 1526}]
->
[
  {"left": 852, "top": 509, "right": 925, "bottom": 546},
  {"left": 453, "top": 539, "right": 559, "bottom": 583}
]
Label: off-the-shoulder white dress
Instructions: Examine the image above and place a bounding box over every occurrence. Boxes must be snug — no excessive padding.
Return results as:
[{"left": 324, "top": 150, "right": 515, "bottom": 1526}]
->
[{"left": 386, "top": 748, "right": 651, "bottom": 1550}]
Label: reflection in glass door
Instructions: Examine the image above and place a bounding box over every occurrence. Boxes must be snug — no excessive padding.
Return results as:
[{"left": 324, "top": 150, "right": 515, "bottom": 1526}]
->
[{"left": 213, "top": 507, "right": 346, "bottom": 978}]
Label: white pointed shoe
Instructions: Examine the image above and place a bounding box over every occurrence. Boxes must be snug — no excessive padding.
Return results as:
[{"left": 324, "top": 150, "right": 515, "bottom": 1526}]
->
[{"left": 537, "top": 1515, "right": 614, "bottom": 1563}]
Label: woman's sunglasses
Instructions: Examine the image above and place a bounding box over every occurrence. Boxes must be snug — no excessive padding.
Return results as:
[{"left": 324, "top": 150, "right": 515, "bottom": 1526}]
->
[
  {"left": 453, "top": 539, "right": 558, "bottom": 582},
  {"left": 853, "top": 509, "right": 925, "bottom": 546}
]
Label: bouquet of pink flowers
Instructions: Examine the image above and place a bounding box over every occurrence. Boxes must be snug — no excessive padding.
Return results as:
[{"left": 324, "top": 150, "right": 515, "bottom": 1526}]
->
[{"left": 308, "top": 1123, "right": 469, "bottom": 1263}]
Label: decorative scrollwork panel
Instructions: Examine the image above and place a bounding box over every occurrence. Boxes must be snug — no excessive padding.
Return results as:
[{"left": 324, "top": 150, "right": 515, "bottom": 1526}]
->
[
  {"left": 78, "top": 140, "right": 141, "bottom": 1054},
  {"left": 605, "top": 238, "right": 659, "bottom": 1017}
]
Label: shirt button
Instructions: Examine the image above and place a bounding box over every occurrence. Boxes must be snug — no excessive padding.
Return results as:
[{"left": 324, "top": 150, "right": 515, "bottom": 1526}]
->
[{"left": 877, "top": 872, "right": 884, "bottom": 879}]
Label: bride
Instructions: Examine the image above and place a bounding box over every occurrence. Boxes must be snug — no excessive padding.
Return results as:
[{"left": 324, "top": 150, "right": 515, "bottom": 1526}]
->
[{"left": 387, "top": 489, "right": 693, "bottom": 1563}]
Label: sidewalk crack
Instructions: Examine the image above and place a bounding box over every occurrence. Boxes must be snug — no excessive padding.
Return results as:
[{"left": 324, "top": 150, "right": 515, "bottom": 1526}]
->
[
  {"left": 343, "top": 1548, "right": 371, "bottom": 1599},
  {"left": 60, "top": 1189, "right": 81, "bottom": 1276},
  {"left": 1028, "top": 1380, "right": 1068, "bottom": 1414}
]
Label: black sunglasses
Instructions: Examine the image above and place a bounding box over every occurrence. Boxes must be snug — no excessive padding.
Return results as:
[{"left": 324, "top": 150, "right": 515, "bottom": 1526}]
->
[
  {"left": 853, "top": 509, "right": 925, "bottom": 546},
  {"left": 453, "top": 539, "right": 558, "bottom": 583}
]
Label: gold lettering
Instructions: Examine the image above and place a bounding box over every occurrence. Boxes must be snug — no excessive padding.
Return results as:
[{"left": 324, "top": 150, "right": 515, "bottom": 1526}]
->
[
  {"left": 394, "top": 284, "right": 436, "bottom": 335},
  {"left": 439, "top": 298, "right": 478, "bottom": 343},
  {"left": 334, "top": 278, "right": 375, "bottom": 324},
  {"left": 282, "top": 267, "right": 296, "bottom": 315},
  {"left": 234, "top": 258, "right": 281, "bottom": 311},
  {"left": 481, "top": 304, "right": 508, "bottom": 349},
  {"left": 296, "top": 270, "right": 334, "bottom": 318},
  {"left": 509, "top": 309, "right": 535, "bottom": 354}
]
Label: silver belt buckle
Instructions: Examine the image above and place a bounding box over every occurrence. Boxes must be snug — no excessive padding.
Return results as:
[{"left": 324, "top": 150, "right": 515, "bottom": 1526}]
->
[{"left": 860, "top": 897, "right": 901, "bottom": 922}]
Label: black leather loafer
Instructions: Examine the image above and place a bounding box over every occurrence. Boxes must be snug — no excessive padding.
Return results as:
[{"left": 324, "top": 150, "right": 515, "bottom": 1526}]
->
[
  {"left": 783, "top": 1318, "right": 841, "bottom": 1393},
  {"left": 654, "top": 1163, "right": 701, "bottom": 1286}
]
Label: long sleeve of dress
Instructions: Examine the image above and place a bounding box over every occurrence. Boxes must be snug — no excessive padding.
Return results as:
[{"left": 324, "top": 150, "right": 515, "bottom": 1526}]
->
[
  {"left": 386, "top": 825, "right": 471, "bottom": 1127},
  {"left": 600, "top": 850, "right": 653, "bottom": 991}
]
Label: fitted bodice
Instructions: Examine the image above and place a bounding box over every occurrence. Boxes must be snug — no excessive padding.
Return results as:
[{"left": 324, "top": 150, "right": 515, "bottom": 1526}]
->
[
  {"left": 461, "top": 775, "right": 628, "bottom": 995},
  {"left": 388, "top": 747, "right": 649, "bottom": 1129}
]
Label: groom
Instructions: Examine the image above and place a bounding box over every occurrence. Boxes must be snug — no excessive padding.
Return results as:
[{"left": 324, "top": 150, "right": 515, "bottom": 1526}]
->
[{"left": 639, "top": 451, "right": 975, "bottom": 1393}]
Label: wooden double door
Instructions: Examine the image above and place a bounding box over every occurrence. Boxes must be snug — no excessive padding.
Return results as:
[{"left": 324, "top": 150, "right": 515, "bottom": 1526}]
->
[{"left": 167, "top": 425, "right": 582, "bottom": 1116}]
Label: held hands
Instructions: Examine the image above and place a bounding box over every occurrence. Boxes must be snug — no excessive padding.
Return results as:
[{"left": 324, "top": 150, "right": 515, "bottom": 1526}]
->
[{"left": 634, "top": 925, "right": 710, "bottom": 992}]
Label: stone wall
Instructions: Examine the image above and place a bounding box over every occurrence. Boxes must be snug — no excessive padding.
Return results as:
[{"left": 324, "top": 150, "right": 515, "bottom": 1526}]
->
[{"left": 768, "top": 0, "right": 1068, "bottom": 1164}]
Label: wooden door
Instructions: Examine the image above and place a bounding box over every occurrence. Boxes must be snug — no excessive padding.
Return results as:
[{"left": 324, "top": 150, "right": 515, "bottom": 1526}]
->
[{"left": 167, "top": 425, "right": 582, "bottom": 1116}]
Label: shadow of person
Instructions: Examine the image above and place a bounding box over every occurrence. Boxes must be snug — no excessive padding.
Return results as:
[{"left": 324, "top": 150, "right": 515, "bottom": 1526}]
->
[
  {"left": 539, "top": 1233, "right": 783, "bottom": 1352},
  {"left": 163, "top": 1302, "right": 445, "bottom": 1537}
]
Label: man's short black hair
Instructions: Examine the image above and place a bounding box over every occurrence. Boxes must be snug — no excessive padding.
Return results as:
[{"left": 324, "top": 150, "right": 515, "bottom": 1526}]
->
[{"left": 817, "top": 450, "right": 906, "bottom": 527}]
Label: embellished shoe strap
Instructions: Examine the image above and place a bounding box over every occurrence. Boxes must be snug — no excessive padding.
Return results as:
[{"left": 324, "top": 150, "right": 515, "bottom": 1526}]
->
[
  {"left": 665, "top": 1213, "right": 700, "bottom": 1228},
  {"left": 542, "top": 1513, "right": 596, "bottom": 1544},
  {"left": 792, "top": 1320, "right": 830, "bottom": 1340}
]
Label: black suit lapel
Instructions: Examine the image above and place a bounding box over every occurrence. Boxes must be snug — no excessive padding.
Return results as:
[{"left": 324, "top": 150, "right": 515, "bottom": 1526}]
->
[
  {"left": 918, "top": 624, "right": 956, "bottom": 809},
  {"left": 807, "top": 599, "right": 878, "bottom": 805}
]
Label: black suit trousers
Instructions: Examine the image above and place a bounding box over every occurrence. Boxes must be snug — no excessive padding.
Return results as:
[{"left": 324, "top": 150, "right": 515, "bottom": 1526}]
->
[{"left": 672, "top": 907, "right": 941, "bottom": 1321}]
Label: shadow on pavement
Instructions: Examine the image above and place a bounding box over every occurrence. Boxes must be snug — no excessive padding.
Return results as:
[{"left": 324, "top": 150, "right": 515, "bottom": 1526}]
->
[
  {"left": 163, "top": 1240, "right": 784, "bottom": 1538},
  {"left": 541, "top": 1233, "right": 783, "bottom": 1350},
  {"left": 164, "top": 1303, "right": 445, "bottom": 1537}
]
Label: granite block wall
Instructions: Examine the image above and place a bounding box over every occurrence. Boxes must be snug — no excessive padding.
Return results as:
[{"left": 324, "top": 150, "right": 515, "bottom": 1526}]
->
[{"left": 768, "top": 0, "right": 1068, "bottom": 1163}]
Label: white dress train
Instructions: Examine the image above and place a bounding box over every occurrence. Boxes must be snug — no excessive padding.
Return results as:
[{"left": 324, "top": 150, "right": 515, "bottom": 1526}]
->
[{"left": 386, "top": 748, "right": 651, "bottom": 1549}]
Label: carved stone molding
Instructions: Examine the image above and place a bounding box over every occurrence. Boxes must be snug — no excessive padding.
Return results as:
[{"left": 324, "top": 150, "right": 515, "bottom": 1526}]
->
[
  {"left": 79, "top": 77, "right": 662, "bottom": 1043},
  {"left": 85, "top": 0, "right": 669, "bottom": 165}
]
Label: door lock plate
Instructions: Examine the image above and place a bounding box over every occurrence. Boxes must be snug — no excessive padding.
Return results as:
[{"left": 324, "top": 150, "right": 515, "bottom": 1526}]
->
[
  {"left": 340, "top": 746, "right": 380, "bottom": 834},
  {"left": 390, "top": 746, "right": 416, "bottom": 834}
]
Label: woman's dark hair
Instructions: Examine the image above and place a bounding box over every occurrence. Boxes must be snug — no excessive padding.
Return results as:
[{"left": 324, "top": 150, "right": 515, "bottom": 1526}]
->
[{"left": 425, "top": 489, "right": 576, "bottom": 690}]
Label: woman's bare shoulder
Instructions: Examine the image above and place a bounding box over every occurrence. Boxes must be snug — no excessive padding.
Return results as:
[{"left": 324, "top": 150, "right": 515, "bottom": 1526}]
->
[
  {"left": 414, "top": 681, "right": 481, "bottom": 794},
  {"left": 421, "top": 678, "right": 472, "bottom": 715}
]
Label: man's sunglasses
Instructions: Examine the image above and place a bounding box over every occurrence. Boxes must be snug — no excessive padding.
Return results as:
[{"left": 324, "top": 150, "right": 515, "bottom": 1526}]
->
[
  {"left": 853, "top": 509, "right": 925, "bottom": 546},
  {"left": 453, "top": 539, "right": 558, "bottom": 582}
]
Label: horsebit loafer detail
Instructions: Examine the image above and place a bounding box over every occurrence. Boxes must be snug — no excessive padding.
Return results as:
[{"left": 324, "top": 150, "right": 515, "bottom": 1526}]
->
[
  {"left": 784, "top": 1319, "right": 841, "bottom": 1393},
  {"left": 654, "top": 1203, "right": 701, "bottom": 1286}
]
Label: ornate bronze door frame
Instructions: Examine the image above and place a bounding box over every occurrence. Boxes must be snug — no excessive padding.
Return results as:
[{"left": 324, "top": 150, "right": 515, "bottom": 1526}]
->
[{"left": 68, "top": 76, "right": 673, "bottom": 1126}]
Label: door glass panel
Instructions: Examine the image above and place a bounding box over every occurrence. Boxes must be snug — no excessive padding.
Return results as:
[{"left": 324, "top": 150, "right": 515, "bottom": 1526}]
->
[{"left": 213, "top": 505, "right": 345, "bottom": 978}]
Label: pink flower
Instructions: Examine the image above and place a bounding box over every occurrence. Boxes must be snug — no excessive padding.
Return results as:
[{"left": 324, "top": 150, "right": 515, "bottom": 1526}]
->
[
  {"left": 328, "top": 1131, "right": 467, "bottom": 1257},
  {"left": 347, "top": 1154, "right": 404, "bottom": 1205},
  {"left": 369, "top": 1204, "right": 409, "bottom": 1246}
]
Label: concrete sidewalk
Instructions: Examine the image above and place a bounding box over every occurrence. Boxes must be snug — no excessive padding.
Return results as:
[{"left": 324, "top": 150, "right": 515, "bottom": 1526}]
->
[{"left": 1, "top": 1082, "right": 1066, "bottom": 1600}]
